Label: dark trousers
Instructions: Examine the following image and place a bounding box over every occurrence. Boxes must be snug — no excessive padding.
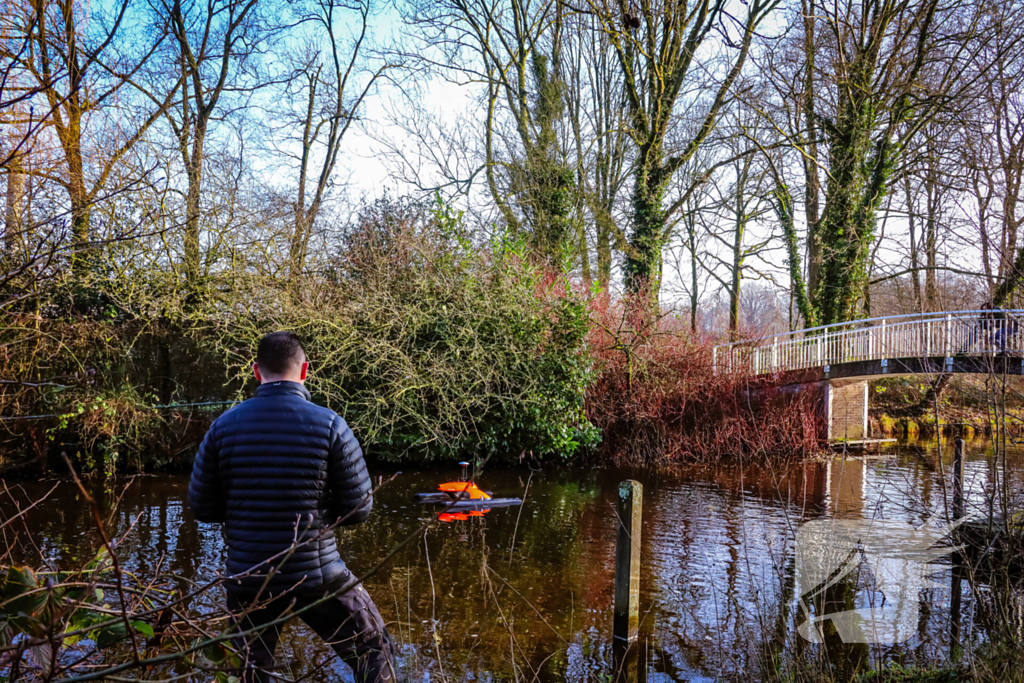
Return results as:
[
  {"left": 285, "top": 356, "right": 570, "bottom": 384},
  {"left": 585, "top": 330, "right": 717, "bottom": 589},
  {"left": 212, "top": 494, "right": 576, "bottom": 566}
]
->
[{"left": 226, "top": 583, "right": 395, "bottom": 683}]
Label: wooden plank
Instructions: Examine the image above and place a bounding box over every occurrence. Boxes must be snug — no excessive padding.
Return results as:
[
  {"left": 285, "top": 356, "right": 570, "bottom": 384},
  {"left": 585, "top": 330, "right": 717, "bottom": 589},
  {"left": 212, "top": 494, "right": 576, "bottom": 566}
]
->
[{"left": 832, "top": 438, "right": 897, "bottom": 447}]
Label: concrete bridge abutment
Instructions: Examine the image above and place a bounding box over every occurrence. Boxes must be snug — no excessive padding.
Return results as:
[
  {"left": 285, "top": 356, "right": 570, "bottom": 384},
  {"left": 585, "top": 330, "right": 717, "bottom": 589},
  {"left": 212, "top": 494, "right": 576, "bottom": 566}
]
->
[{"left": 822, "top": 379, "right": 869, "bottom": 442}]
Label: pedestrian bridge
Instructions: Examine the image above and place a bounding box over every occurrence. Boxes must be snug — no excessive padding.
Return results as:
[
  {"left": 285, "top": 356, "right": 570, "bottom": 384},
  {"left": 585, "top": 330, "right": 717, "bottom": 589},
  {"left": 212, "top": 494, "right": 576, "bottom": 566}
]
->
[{"left": 713, "top": 310, "right": 1024, "bottom": 442}]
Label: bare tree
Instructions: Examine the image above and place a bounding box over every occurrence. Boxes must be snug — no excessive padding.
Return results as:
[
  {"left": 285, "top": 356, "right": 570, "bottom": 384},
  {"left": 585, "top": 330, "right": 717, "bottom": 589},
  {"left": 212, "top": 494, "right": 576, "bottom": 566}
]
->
[
  {"left": 273, "top": 0, "right": 398, "bottom": 276},
  {"left": 406, "top": 0, "right": 585, "bottom": 266},
  {"left": 1, "top": 0, "right": 178, "bottom": 269},
  {"left": 161, "top": 0, "right": 264, "bottom": 290},
  {"left": 902, "top": 124, "right": 962, "bottom": 312},
  {"left": 701, "top": 150, "right": 777, "bottom": 338},
  {"left": 585, "top": 0, "right": 781, "bottom": 303},
  {"left": 563, "top": 9, "right": 630, "bottom": 288},
  {"left": 773, "top": 0, "right": 991, "bottom": 324},
  {"left": 666, "top": 191, "right": 713, "bottom": 332},
  {"left": 961, "top": 2, "right": 1024, "bottom": 306}
]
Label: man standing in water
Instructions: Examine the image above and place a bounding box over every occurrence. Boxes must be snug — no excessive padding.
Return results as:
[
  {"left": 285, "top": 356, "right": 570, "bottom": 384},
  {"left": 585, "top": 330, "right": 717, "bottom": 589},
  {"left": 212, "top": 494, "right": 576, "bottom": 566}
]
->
[{"left": 188, "top": 331, "right": 395, "bottom": 682}]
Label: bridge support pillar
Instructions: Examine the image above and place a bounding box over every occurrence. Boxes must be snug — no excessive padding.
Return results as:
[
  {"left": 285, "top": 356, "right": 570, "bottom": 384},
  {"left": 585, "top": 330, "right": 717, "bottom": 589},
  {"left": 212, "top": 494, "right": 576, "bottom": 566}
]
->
[{"left": 823, "top": 380, "right": 869, "bottom": 442}]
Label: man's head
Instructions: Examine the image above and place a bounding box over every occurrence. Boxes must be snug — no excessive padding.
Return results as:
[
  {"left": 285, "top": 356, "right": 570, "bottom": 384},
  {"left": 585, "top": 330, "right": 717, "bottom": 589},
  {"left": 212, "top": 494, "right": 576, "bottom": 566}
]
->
[{"left": 254, "top": 331, "right": 308, "bottom": 384}]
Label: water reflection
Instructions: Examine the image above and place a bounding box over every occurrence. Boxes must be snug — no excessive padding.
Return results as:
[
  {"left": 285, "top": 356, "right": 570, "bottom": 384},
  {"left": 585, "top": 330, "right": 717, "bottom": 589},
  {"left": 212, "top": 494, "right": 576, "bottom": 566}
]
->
[{"left": 2, "top": 441, "right": 1019, "bottom": 682}]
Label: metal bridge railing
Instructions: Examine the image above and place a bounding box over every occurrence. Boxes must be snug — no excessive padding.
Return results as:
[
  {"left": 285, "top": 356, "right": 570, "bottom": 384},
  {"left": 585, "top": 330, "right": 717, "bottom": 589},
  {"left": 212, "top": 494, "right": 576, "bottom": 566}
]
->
[{"left": 712, "top": 310, "right": 1024, "bottom": 376}]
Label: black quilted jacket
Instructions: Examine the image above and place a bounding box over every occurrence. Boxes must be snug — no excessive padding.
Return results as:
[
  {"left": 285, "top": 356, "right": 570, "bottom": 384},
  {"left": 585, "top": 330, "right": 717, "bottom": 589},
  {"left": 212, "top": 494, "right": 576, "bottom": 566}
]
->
[{"left": 187, "top": 381, "right": 372, "bottom": 595}]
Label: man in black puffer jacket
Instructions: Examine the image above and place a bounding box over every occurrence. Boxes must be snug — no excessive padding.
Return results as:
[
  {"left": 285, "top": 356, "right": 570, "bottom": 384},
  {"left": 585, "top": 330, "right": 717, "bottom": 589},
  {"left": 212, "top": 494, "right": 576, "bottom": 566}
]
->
[{"left": 188, "top": 331, "right": 394, "bottom": 683}]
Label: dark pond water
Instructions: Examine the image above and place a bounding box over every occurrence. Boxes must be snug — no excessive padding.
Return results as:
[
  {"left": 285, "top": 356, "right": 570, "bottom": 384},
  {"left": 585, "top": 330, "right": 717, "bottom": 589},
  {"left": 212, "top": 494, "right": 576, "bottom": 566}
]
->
[{"left": 3, "top": 439, "right": 1022, "bottom": 682}]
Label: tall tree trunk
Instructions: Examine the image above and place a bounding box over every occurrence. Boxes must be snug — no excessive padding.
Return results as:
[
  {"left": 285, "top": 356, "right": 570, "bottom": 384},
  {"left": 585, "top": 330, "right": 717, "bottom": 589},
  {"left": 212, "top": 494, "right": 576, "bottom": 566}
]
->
[
  {"left": 596, "top": 207, "right": 612, "bottom": 289},
  {"left": 625, "top": 148, "right": 667, "bottom": 302},
  {"left": 773, "top": 180, "right": 816, "bottom": 329},
  {"left": 1000, "top": 191, "right": 1019, "bottom": 285},
  {"left": 578, "top": 220, "right": 591, "bottom": 282},
  {"left": 801, "top": 0, "right": 822, "bottom": 295},
  {"left": 974, "top": 172, "right": 995, "bottom": 297},
  {"left": 290, "top": 70, "right": 317, "bottom": 276},
  {"left": 485, "top": 77, "right": 520, "bottom": 235},
  {"left": 592, "top": 133, "right": 617, "bottom": 289},
  {"left": 291, "top": 210, "right": 313, "bottom": 275},
  {"left": 729, "top": 186, "right": 746, "bottom": 339},
  {"left": 45, "top": 1, "right": 92, "bottom": 268},
  {"left": 1003, "top": 166, "right": 1022, "bottom": 304},
  {"left": 687, "top": 213, "right": 699, "bottom": 333},
  {"left": 905, "top": 177, "right": 922, "bottom": 309},
  {"left": 4, "top": 156, "right": 26, "bottom": 256},
  {"left": 183, "top": 125, "right": 206, "bottom": 289},
  {"left": 66, "top": 132, "right": 89, "bottom": 248},
  {"left": 813, "top": 127, "right": 890, "bottom": 325},
  {"left": 56, "top": 99, "right": 92, "bottom": 269},
  {"left": 924, "top": 179, "right": 939, "bottom": 310}
]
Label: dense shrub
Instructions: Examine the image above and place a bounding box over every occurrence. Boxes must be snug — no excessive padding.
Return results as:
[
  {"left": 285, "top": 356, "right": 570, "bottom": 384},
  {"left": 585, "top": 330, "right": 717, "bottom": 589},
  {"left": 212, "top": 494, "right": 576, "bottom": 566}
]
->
[
  {"left": 585, "top": 299, "right": 823, "bottom": 464},
  {"left": 3, "top": 196, "right": 598, "bottom": 470},
  {"left": 3, "top": 195, "right": 827, "bottom": 472},
  {"left": 202, "top": 196, "right": 599, "bottom": 463},
  {"left": 0, "top": 310, "right": 231, "bottom": 474}
]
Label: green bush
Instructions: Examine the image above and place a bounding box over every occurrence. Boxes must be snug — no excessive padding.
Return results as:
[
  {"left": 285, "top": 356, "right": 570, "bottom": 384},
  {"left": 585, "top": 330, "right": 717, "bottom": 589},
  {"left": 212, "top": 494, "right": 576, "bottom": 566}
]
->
[
  {"left": 878, "top": 413, "right": 896, "bottom": 435},
  {"left": 205, "top": 196, "right": 598, "bottom": 462}
]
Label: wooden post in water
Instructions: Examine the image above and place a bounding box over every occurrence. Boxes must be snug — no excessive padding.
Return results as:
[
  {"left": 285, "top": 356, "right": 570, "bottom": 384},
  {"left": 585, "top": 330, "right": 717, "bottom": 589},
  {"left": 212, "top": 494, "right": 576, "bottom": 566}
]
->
[
  {"left": 953, "top": 438, "right": 965, "bottom": 520},
  {"left": 614, "top": 480, "right": 642, "bottom": 644},
  {"left": 950, "top": 437, "right": 966, "bottom": 657}
]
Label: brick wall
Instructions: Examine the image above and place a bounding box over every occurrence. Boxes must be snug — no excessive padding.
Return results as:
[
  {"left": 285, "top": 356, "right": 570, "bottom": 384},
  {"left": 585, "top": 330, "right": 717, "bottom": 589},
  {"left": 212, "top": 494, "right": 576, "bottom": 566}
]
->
[{"left": 827, "top": 380, "right": 868, "bottom": 441}]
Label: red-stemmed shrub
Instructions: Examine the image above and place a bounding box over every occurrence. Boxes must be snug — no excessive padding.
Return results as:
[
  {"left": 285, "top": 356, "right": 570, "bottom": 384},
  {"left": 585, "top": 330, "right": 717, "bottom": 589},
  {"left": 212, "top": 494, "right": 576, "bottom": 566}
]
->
[{"left": 585, "top": 298, "right": 824, "bottom": 464}]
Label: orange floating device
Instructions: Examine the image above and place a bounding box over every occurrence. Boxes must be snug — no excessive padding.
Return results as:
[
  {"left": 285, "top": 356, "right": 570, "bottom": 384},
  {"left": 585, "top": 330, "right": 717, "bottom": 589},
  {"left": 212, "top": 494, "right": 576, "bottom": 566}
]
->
[
  {"left": 437, "top": 481, "right": 491, "bottom": 500},
  {"left": 413, "top": 461, "right": 522, "bottom": 512}
]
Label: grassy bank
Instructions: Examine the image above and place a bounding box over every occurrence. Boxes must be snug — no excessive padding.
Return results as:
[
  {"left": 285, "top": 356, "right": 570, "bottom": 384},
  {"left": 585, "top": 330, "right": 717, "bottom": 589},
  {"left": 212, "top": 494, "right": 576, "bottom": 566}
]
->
[{"left": 870, "top": 375, "right": 1024, "bottom": 441}]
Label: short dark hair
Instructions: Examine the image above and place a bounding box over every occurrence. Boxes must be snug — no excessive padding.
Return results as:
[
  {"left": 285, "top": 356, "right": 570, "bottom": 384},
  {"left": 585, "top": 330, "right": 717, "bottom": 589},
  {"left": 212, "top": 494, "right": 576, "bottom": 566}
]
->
[{"left": 256, "top": 331, "right": 306, "bottom": 376}]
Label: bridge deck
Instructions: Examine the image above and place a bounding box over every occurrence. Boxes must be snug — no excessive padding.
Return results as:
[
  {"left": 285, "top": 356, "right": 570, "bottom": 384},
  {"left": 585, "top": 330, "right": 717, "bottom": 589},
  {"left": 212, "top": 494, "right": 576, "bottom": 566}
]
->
[{"left": 714, "top": 310, "right": 1024, "bottom": 382}]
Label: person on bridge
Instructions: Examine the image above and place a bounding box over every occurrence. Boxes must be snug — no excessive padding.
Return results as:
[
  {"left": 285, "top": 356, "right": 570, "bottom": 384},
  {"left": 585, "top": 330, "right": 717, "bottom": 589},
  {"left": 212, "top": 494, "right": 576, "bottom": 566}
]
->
[
  {"left": 976, "top": 302, "right": 1018, "bottom": 354},
  {"left": 188, "top": 331, "right": 395, "bottom": 683},
  {"left": 967, "top": 302, "right": 1000, "bottom": 352}
]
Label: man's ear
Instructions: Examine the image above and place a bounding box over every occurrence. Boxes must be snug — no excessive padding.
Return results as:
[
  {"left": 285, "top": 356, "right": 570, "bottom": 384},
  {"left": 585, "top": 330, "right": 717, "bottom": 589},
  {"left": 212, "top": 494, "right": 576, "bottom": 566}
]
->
[
  {"left": 253, "top": 363, "right": 263, "bottom": 383},
  {"left": 299, "top": 361, "right": 309, "bottom": 381}
]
